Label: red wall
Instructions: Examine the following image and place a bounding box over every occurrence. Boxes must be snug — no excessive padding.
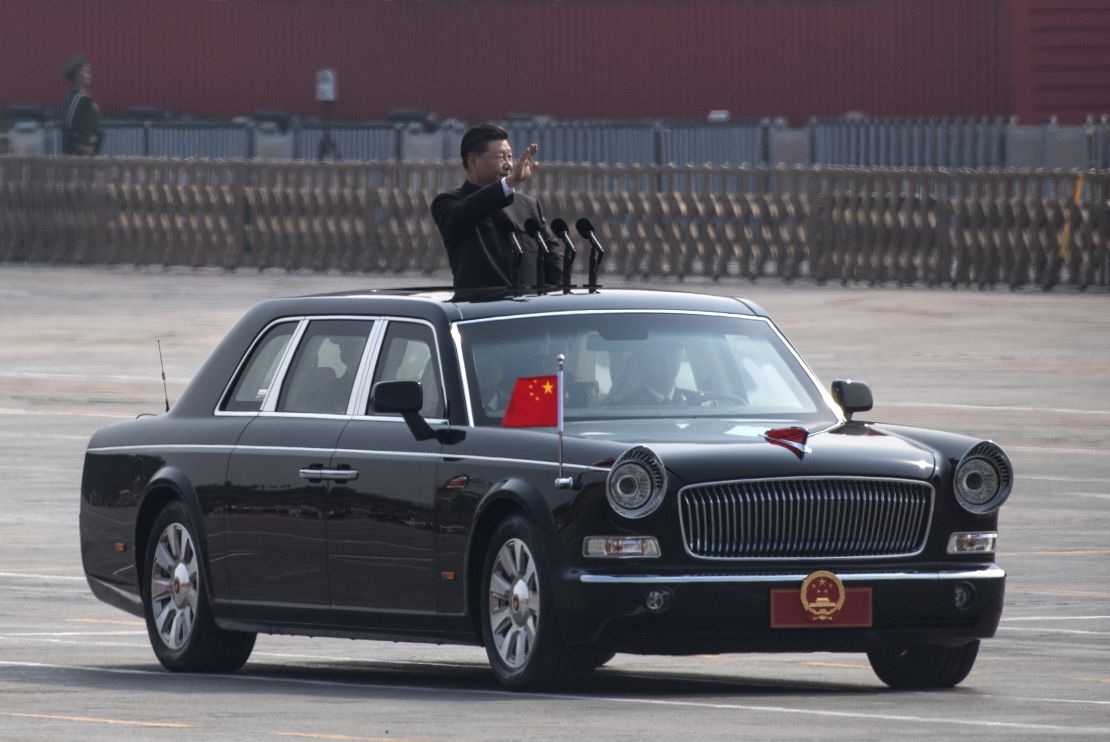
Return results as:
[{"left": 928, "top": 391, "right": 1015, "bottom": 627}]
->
[
  {"left": 1009, "top": 0, "right": 1110, "bottom": 122},
  {"left": 1, "top": 0, "right": 1105, "bottom": 124}
]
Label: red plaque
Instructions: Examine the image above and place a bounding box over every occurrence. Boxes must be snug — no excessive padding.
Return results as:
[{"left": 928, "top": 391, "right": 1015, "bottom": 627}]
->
[{"left": 771, "top": 571, "right": 872, "bottom": 628}]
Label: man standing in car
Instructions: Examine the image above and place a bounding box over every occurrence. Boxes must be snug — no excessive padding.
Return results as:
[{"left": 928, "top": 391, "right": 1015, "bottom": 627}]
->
[
  {"left": 431, "top": 124, "right": 561, "bottom": 292},
  {"left": 60, "top": 52, "right": 104, "bottom": 156}
]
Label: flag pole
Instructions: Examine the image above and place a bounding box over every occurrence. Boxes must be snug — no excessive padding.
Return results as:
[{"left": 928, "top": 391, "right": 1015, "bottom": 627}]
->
[{"left": 554, "top": 353, "right": 573, "bottom": 489}]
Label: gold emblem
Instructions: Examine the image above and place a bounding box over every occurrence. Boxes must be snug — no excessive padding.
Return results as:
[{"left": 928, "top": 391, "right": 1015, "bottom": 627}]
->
[{"left": 799, "top": 570, "right": 846, "bottom": 622}]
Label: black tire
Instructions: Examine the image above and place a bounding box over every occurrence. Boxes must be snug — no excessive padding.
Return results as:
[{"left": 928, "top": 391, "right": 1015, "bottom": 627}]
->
[
  {"left": 479, "top": 514, "right": 594, "bottom": 691},
  {"left": 867, "top": 640, "right": 980, "bottom": 689},
  {"left": 591, "top": 647, "right": 618, "bottom": 668},
  {"left": 142, "top": 501, "right": 256, "bottom": 673}
]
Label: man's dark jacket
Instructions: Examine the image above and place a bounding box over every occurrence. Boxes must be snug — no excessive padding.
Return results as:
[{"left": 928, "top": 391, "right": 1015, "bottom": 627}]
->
[{"left": 431, "top": 180, "right": 562, "bottom": 292}]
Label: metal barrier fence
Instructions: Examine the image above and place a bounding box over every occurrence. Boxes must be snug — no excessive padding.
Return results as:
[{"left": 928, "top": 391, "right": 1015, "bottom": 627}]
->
[
  {"left": 6, "top": 119, "right": 415, "bottom": 161},
  {"left": 1, "top": 155, "right": 1107, "bottom": 290},
  {"left": 8, "top": 115, "right": 1110, "bottom": 169},
  {"left": 810, "top": 117, "right": 1009, "bottom": 168}
]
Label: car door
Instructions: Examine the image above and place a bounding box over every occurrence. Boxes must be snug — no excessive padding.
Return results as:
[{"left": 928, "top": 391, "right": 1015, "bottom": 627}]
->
[
  {"left": 223, "top": 317, "right": 375, "bottom": 622},
  {"left": 327, "top": 318, "right": 443, "bottom": 626}
]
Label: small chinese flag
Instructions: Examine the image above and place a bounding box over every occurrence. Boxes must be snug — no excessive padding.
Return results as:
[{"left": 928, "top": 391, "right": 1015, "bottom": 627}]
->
[{"left": 501, "top": 375, "right": 559, "bottom": 427}]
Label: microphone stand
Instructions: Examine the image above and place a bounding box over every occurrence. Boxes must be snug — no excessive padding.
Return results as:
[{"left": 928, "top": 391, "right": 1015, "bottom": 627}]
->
[
  {"left": 551, "top": 218, "right": 577, "bottom": 294},
  {"left": 504, "top": 225, "right": 524, "bottom": 297},
  {"left": 575, "top": 218, "right": 606, "bottom": 293},
  {"left": 524, "top": 218, "right": 548, "bottom": 294}
]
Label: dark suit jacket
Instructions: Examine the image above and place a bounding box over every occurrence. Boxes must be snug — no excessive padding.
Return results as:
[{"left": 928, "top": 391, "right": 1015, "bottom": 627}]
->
[
  {"left": 431, "top": 180, "right": 562, "bottom": 292},
  {"left": 504, "top": 192, "right": 563, "bottom": 289}
]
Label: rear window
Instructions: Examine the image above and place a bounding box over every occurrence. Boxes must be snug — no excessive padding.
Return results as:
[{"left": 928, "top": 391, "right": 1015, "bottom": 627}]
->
[
  {"left": 276, "top": 319, "right": 372, "bottom": 415},
  {"left": 222, "top": 322, "right": 297, "bottom": 412}
]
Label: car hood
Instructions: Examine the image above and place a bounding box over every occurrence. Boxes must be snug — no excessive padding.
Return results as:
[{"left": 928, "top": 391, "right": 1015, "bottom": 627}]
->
[{"left": 564, "top": 418, "right": 936, "bottom": 483}]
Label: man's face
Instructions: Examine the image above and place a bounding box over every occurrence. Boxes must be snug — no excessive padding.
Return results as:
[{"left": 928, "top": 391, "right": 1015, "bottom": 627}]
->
[
  {"left": 641, "top": 346, "right": 683, "bottom": 396},
  {"left": 467, "top": 139, "right": 512, "bottom": 186},
  {"left": 78, "top": 64, "right": 92, "bottom": 87}
]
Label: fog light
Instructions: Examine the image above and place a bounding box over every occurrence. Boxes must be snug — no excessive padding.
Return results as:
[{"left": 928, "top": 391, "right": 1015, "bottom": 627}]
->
[
  {"left": 645, "top": 588, "right": 672, "bottom": 613},
  {"left": 952, "top": 582, "right": 976, "bottom": 611},
  {"left": 947, "top": 531, "right": 997, "bottom": 554},
  {"left": 583, "top": 536, "right": 661, "bottom": 558}
]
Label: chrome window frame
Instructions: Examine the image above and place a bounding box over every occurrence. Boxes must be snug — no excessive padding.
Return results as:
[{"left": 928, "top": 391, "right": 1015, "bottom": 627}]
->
[
  {"left": 266, "top": 316, "right": 378, "bottom": 416},
  {"left": 215, "top": 317, "right": 306, "bottom": 417},
  {"left": 216, "top": 314, "right": 448, "bottom": 424},
  {"left": 350, "top": 316, "right": 449, "bottom": 425},
  {"left": 215, "top": 315, "right": 386, "bottom": 419}
]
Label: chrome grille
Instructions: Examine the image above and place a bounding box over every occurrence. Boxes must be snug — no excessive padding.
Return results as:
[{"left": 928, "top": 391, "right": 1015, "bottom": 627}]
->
[{"left": 678, "top": 477, "right": 933, "bottom": 559}]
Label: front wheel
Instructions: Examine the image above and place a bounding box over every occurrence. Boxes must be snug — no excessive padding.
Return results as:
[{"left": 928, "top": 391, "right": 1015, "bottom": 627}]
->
[
  {"left": 480, "top": 514, "right": 594, "bottom": 691},
  {"left": 867, "top": 640, "right": 980, "bottom": 689},
  {"left": 143, "top": 501, "right": 256, "bottom": 673}
]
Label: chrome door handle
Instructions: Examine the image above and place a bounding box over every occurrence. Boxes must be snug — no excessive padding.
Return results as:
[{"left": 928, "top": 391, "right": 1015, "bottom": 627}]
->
[
  {"left": 299, "top": 468, "right": 359, "bottom": 482},
  {"left": 323, "top": 468, "right": 358, "bottom": 482},
  {"left": 299, "top": 468, "right": 325, "bottom": 482}
]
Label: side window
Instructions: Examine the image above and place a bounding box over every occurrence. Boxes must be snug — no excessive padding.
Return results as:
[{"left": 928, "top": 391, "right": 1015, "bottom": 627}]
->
[
  {"left": 222, "top": 322, "right": 297, "bottom": 412},
  {"left": 277, "top": 319, "right": 372, "bottom": 414},
  {"left": 369, "top": 322, "right": 443, "bottom": 418}
]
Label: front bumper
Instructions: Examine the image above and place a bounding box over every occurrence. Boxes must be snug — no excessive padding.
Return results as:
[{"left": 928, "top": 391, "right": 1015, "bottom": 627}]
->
[{"left": 556, "top": 564, "right": 1005, "bottom": 653}]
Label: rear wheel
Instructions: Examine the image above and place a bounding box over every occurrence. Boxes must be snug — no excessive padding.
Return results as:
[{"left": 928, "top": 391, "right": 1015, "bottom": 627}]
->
[
  {"left": 480, "top": 514, "right": 594, "bottom": 691},
  {"left": 867, "top": 640, "right": 980, "bottom": 689},
  {"left": 143, "top": 501, "right": 255, "bottom": 673}
]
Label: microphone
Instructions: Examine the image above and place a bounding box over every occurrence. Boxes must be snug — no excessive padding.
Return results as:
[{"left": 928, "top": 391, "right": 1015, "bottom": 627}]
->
[
  {"left": 575, "top": 217, "right": 606, "bottom": 258},
  {"left": 500, "top": 220, "right": 524, "bottom": 256},
  {"left": 523, "top": 217, "right": 547, "bottom": 290},
  {"left": 550, "top": 219, "right": 577, "bottom": 293},
  {"left": 523, "top": 218, "right": 551, "bottom": 257},
  {"left": 575, "top": 218, "right": 606, "bottom": 290},
  {"left": 574, "top": 217, "right": 596, "bottom": 240}
]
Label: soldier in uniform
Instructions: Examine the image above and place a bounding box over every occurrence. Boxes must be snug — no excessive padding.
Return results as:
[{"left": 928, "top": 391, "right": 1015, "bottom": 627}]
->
[
  {"left": 60, "top": 53, "right": 104, "bottom": 156},
  {"left": 431, "top": 124, "right": 561, "bottom": 293}
]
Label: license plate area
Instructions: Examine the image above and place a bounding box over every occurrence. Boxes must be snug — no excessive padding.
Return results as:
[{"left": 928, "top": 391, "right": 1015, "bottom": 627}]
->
[{"left": 770, "top": 572, "right": 873, "bottom": 628}]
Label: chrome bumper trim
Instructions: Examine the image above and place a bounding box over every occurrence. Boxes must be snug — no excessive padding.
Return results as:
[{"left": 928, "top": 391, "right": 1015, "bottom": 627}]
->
[{"left": 579, "top": 565, "right": 1005, "bottom": 585}]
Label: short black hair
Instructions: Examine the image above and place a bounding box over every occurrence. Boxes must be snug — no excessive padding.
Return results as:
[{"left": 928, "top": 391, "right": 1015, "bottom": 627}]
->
[{"left": 460, "top": 123, "right": 508, "bottom": 169}]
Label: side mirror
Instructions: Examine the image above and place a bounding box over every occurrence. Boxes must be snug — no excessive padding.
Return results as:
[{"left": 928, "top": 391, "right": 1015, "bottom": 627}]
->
[
  {"left": 371, "top": 381, "right": 435, "bottom": 441},
  {"left": 831, "top": 379, "right": 873, "bottom": 421},
  {"left": 370, "top": 380, "right": 423, "bottom": 414}
]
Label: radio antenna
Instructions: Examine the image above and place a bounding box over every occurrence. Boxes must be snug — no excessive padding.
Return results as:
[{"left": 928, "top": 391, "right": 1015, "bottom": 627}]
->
[{"left": 157, "top": 339, "right": 170, "bottom": 412}]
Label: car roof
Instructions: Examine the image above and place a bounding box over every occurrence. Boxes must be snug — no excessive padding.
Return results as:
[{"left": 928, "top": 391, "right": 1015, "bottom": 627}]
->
[{"left": 287, "top": 286, "right": 769, "bottom": 322}]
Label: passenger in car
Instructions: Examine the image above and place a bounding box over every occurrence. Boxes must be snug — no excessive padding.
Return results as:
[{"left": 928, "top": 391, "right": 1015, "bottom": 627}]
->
[
  {"left": 606, "top": 345, "right": 705, "bottom": 406},
  {"left": 301, "top": 339, "right": 363, "bottom": 414},
  {"left": 431, "top": 124, "right": 561, "bottom": 293}
]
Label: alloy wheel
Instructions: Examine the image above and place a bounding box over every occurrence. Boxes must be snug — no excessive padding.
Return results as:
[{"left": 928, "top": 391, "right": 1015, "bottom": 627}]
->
[
  {"left": 487, "top": 537, "right": 540, "bottom": 669},
  {"left": 148, "top": 521, "right": 199, "bottom": 650}
]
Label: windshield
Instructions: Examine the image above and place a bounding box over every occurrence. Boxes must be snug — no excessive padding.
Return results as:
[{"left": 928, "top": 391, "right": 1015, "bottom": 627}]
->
[{"left": 458, "top": 311, "right": 837, "bottom": 427}]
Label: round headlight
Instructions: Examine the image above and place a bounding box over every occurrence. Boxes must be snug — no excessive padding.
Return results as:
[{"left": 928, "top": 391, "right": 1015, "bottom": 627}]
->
[
  {"left": 953, "top": 442, "right": 1013, "bottom": 514},
  {"left": 606, "top": 446, "right": 666, "bottom": 519}
]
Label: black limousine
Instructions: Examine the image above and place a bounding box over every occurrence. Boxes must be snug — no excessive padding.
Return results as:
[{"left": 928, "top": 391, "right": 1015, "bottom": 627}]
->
[{"left": 80, "top": 287, "right": 1011, "bottom": 690}]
